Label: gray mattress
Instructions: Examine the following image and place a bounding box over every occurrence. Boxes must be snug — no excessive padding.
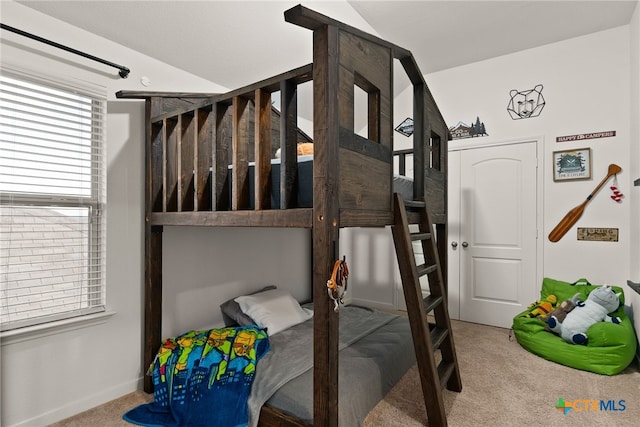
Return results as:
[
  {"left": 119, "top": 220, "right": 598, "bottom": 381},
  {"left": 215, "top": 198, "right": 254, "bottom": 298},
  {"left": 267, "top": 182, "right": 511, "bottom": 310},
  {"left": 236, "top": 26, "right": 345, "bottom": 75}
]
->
[{"left": 250, "top": 305, "right": 415, "bottom": 427}]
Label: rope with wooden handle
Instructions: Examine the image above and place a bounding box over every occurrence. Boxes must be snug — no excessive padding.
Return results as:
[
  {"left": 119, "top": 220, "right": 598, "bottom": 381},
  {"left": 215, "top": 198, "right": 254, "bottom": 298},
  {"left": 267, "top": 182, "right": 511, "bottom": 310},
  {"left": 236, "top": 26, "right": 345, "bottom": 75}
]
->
[
  {"left": 327, "top": 257, "right": 349, "bottom": 312},
  {"left": 548, "top": 163, "right": 622, "bottom": 242}
]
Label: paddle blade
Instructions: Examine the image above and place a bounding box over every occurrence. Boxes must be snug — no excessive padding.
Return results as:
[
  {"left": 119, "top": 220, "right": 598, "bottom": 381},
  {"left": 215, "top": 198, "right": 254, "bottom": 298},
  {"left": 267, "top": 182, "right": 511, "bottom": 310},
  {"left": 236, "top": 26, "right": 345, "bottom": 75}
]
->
[{"left": 548, "top": 202, "right": 587, "bottom": 242}]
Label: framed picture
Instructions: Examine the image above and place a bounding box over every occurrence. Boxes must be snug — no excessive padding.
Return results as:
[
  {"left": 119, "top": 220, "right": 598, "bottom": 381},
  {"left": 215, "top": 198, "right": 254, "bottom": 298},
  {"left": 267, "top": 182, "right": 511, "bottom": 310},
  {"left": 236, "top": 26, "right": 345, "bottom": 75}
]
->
[{"left": 553, "top": 148, "right": 591, "bottom": 181}]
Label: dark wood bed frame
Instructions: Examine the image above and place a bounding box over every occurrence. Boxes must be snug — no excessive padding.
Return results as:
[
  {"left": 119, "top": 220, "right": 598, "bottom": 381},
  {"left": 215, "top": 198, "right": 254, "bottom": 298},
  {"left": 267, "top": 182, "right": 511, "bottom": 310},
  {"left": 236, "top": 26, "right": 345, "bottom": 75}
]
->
[{"left": 117, "top": 5, "right": 453, "bottom": 426}]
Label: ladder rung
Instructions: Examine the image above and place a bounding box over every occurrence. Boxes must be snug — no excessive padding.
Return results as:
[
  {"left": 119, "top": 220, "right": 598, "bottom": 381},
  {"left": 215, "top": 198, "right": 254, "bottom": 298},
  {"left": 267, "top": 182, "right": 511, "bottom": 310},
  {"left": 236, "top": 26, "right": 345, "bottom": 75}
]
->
[
  {"left": 423, "top": 295, "right": 443, "bottom": 313},
  {"left": 430, "top": 326, "right": 449, "bottom": 350},
  {"left": 410, "top": 231, "right": 431, "bottom": 241},
  {"left": 437, "top": 360, "right": 456, "bottom": 389},
  {"left": 417, "top": 263, "right": 438, "bottom": 276},
  {"left": 404, "top": 200, "right": 426, "bottom": 209}
]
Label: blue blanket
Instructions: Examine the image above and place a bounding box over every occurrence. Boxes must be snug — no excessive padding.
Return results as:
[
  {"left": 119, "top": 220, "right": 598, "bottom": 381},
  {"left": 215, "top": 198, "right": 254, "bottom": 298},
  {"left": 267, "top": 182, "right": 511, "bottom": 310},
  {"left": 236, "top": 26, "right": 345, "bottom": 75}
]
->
[{"left": 124, "top": 326, "right": 270, "bottom": 427}]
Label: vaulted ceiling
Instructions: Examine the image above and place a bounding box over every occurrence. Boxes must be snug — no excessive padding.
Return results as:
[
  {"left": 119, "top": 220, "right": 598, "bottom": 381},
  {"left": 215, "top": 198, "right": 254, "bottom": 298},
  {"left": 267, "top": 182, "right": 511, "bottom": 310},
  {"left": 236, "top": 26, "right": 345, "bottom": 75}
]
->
[{"left": 15, "top": 1, "right": 638, "bottom": 90}]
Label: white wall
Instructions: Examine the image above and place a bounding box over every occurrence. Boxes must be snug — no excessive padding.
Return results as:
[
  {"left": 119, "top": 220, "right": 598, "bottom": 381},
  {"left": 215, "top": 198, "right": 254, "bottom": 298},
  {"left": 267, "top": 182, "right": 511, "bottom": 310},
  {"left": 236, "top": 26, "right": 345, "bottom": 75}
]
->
[
  {"left": 422, "top": 25, "right": 637, "bottom": 334},
  {"left": 161, "top": 227, "right": 312, "bottom": 337},
  {"left": 427, "top": 27, "right": 632, "bottom": 285}
]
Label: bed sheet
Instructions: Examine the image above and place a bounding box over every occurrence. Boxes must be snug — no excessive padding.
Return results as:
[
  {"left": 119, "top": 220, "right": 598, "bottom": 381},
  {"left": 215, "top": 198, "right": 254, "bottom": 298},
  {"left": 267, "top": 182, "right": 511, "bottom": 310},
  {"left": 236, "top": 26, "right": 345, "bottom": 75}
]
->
[{"left": 253, "top": 305, "right": 415, "bottom": 427}]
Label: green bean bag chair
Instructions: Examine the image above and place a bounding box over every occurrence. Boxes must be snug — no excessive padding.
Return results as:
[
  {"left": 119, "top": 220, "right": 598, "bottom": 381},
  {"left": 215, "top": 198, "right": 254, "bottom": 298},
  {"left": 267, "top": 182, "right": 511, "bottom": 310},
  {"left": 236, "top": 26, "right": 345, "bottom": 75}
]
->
[{"left": 512, "top": 277, "right": 637, "bottom": 375}]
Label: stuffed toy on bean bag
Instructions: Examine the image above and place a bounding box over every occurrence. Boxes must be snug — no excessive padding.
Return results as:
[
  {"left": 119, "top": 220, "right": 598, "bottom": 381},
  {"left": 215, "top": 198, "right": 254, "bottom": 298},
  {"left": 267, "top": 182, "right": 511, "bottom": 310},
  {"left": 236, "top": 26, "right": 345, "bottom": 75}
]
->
[
  {"left": 546, "top": 285, "right": 621, "bottom": 345},
  {"left": 512, "top": 278, "right": 637, "bottom": 375},
  {"left": 542, "top": 293, "right": 580, "bottom": 332},
  {"left": 524, "top": 294, "right": 557, "bottom": 320}
]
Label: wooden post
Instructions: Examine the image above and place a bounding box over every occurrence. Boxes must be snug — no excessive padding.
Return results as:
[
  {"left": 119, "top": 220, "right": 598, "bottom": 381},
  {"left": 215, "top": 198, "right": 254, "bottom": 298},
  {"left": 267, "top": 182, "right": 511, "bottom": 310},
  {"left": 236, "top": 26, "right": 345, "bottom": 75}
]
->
[
  {"left": 144, "top": 98, "right": 163, "bottom": 393},
  {"left": 255, "top": 88, "right": 272, "bottom": 210},
  {"left": 412, "top": 82, "right": 426, "bottom": 202},
  {"left": 212, "top": 103, "right": 230, "bottom": 211},
  {"left": 195, "top": 106, "right": 213, "bottom": 211},
  {"left": 312, "top": 23, "right": 341, "bottom": 427},
  {"left": 280, "top": 79, "right": 298, "bottom": 209},
  {"left": 144, "top": 225, "right": 162, "bottom": 392},
  {"left": 232, "top": 96, "right": 250, "bottom": 210}
]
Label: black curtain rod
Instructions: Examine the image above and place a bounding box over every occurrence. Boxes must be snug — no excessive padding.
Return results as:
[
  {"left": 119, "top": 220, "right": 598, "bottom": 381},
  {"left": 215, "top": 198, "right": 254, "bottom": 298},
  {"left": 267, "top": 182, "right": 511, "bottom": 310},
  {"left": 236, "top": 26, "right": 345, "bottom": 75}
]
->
[{"left": 1, "top": 23, "right": 130, "bottom": 78}]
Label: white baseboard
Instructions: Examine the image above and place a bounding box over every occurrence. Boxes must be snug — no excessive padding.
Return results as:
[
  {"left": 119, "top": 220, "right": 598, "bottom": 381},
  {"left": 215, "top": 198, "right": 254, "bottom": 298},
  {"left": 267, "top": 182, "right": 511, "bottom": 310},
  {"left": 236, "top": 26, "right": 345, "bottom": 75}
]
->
[{"left": 10, "top": 377, "right": 144, "bottom": 427}]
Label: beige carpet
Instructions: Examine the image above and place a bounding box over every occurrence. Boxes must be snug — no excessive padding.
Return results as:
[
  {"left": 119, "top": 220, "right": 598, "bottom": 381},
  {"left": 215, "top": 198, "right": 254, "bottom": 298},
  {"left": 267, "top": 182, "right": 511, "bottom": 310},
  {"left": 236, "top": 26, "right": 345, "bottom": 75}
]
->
[
  {"left": 363, "top": 319, "right": 640, "bottom": 427},
  {"left": 51, "top": 319, "right": 639, "bottom": 426}
]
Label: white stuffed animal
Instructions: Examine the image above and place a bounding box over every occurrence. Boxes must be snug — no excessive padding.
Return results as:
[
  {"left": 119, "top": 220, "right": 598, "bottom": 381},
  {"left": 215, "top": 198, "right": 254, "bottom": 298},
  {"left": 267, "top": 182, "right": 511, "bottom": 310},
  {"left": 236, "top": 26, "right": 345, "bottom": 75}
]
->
[{"left": 546, "top": 285, "right": 621, "bottom": 345}]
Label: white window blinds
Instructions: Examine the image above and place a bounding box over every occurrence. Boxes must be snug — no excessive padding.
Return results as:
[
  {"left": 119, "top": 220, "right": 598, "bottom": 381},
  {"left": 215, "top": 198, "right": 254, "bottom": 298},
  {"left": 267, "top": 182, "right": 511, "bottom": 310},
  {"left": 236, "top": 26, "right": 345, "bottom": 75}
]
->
[{"left": 0, "top": 72, "right": 106, "bottom": 332}]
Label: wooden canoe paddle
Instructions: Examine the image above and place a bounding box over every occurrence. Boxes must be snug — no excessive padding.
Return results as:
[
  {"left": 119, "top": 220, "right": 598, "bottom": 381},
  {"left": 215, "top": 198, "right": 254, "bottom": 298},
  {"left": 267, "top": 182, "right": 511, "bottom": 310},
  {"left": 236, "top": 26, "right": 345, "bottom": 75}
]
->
[{"left": 548, "top": 163, "right": 622, "bottom": 242}]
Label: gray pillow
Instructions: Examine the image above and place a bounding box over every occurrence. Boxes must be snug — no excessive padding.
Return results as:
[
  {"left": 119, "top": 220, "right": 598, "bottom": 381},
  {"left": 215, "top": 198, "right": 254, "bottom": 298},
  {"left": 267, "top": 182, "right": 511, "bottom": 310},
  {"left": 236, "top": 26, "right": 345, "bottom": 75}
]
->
[{"left": 220, "top": 285, "right": 276, "bottom": 326}]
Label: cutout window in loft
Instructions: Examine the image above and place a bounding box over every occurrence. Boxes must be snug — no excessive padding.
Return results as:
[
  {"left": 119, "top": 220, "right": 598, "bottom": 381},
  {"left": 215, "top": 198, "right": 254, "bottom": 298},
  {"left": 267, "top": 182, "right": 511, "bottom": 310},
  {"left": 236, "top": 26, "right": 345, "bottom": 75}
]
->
[
  {"left": 353, "top": 73, "right": 380, "bottom": 143},
  {"left": 429, "top": 132, "right": 441, "bottom": 171}
]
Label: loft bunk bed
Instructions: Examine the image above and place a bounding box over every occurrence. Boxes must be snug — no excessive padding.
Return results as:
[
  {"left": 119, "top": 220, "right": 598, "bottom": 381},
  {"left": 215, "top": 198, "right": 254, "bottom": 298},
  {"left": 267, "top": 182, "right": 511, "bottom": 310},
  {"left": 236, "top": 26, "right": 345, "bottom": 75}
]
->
[{"left": 117, "top": 5, "right": 460, "bottom": 427}]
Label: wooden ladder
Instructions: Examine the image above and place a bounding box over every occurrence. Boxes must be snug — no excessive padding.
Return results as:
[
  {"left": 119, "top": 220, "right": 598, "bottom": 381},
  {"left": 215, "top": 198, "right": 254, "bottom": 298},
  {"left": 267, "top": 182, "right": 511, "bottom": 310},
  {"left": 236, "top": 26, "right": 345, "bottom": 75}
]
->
[{"left": 391, "top": 193, "right": 462, "bottom": 427}]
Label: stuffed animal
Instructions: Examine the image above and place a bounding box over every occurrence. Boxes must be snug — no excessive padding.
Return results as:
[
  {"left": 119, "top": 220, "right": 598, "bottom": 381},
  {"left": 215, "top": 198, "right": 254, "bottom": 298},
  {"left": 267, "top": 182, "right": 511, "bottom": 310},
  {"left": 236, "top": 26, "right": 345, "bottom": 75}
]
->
[
  {"left": 274, "top": 142, "right": 314, "bottom": 159},
  {"left": 546, "top": 285, "right": 622, "bottom": 345},
  {"left": 524, "top": 294, "right": 558, "bottom": 320},
  {"left": 543, "top": 293, "right": 580, "bottom": 332}
]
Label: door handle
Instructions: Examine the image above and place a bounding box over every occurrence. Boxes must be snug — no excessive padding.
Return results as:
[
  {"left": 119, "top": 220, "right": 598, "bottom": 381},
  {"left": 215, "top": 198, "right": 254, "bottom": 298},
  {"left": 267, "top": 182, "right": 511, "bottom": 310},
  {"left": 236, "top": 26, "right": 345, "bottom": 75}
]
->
[
  {"left": 451, "top": 241, "right": 458, "bottom": 248},
  {"left": 462, "top": 241, "right": 469, "bottom": 248}
]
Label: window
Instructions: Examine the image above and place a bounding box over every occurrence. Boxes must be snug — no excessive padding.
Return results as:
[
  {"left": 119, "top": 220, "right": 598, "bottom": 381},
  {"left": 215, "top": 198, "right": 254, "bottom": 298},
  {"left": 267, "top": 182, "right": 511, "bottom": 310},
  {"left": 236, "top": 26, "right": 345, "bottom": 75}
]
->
[
  {"left": 0, "top": 72, "right": 106, "bottom": 332},
  {"left": 353, "top": 72, "right": 380, "bottom": 142}
]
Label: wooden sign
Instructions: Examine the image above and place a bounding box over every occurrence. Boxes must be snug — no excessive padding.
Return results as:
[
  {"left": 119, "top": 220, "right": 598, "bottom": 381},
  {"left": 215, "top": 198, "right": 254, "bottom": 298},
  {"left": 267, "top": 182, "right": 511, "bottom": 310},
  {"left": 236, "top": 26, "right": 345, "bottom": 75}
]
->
[
  {"left": 577, "top": 228, "right": 619, "bottom": 242},
  {"left": 449, "top": 117, "right": 488, "bottom": 140},
  {"left": 394, "top": 118, "right": 414, "bottom": 137},
  {"left": 556, "top": 131, "right": 616, "bottom": 143}
]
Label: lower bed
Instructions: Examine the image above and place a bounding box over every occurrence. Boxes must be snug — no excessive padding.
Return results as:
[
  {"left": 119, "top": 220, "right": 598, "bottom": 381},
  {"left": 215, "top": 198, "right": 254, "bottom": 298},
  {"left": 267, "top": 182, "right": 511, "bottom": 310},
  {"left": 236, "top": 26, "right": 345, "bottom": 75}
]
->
[
  {"left": 124, "top": 305, "right": 415, "bottom": 427},
  {"left": 259, "top": 305, "right": 414, "bottom": 426}
]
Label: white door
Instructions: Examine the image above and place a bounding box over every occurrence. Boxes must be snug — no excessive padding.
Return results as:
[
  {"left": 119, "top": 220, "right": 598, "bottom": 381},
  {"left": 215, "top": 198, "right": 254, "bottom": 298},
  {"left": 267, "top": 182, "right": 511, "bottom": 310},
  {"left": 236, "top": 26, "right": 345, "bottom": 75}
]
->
[{"left": 450, "top": 140, "right": 539, "bottom": 328}]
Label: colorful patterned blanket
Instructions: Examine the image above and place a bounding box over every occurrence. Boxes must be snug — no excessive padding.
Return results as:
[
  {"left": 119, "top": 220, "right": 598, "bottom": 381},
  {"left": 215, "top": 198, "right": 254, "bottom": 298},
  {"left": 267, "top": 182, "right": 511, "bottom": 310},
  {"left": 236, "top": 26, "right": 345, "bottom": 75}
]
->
[{"left": 124, "top": 326, "right": 270, "bottom": 427}]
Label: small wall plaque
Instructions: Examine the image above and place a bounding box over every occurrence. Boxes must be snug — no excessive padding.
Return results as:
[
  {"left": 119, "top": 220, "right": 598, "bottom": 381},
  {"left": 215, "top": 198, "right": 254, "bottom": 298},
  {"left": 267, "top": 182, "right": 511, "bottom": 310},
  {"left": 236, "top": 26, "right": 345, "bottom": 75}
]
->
[
  {"left": 553, "top": 148, "right": 591, "bottom": 181},
  {"left": 577, "top": 228, "right": 619, "bottom": 242},
  {"left": 556, "top": 130, "right": 616, "bottom": 143},
  {"left": 449, "top": 117, "right": 489, "bottom": 139},
  {"left": 394, "top": 118, "right": 414, "bottom": 137}
]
